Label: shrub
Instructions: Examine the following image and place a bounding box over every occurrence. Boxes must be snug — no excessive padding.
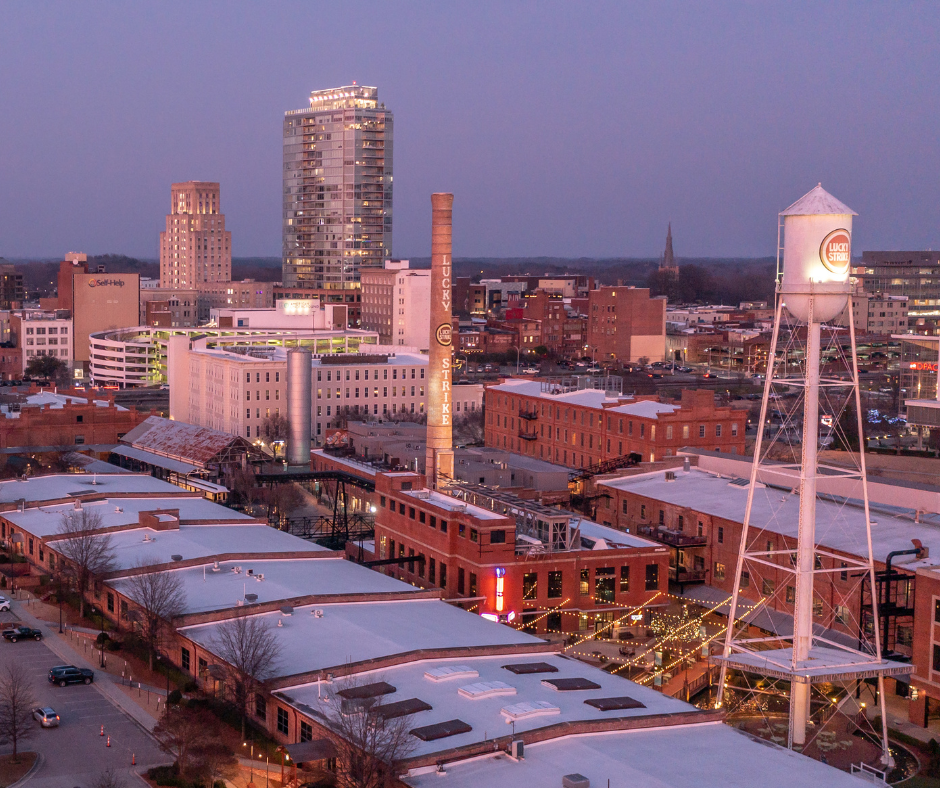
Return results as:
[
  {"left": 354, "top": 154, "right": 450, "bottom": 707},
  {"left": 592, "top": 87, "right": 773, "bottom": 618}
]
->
[
  {"left": 96, "top": 632, "right": 111, "bottom": 647},
  {"left": 167, "top": 689, "right": 183, "bottom": 706}
]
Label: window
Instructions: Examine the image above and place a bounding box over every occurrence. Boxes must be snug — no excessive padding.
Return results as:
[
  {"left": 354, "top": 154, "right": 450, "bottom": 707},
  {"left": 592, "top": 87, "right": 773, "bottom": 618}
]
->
[
  {"left": 409, "top": 507, "right": 415, "bottom": 520},
  {"left": 523, "top": 573, "right": 538, "bottom": 599},
  {"left": 762, "top": 579, "right": 774, "bottom": 596},
  {"left": 840, "top": 562, "right": 848, "bottom": 581},
  {"left": 300, "top": 720, "right": 313, "bottom": 742},
  {"left": 934, "top": 644, "right": 940, "bottom": 673},
  {"left": 620, "top": 566, "right": 630, "bottom": 592},
  {"left": 579, "top": 569, "right": 590, "bottom": 596},
  {"left": 640, "top": 505, "right": 646, "bottom": 519},
  {"left": 658, "top": 510, "right": 664, "bottom": 525},
  {"left": 715, "top": 424, "right": 722, "bottom": 437},
  {"left": 440, "top": 519, "right": 448, "bottom": 533},
  {"left": 469, "top": 573, "right": 477, "bottom": 596},
  {"left": 935, "top": 599, "right": 940, "bottom": 624},
  {"left": 666, "top": 425, "right": 673, "bottom": 440},
  {"left": 277, "top": 707, "right": 289, "bottom": 735},
  {"left": 786, "top": 585, "right": 795, "bottom": 604},
  {"left": 181, "top": 647, "right": 190, "bottom": 672},
  {"left": 813, "top": 597, "right": 823, "bottom": 617},
  {"left": 835, "top": 605, "right": 850, "bottom": 625},
  {"left": 717, "top": 526, "right": 724, "bottom": 544},
  {"left": 429, "top": 558, "right": 436, "bottom": 584},
  {"left": 439, "top": 562, "right": 447, "bottom": 589},
  {"left": 490, "top": 530, "right": 506, "bottom": 544},
  {"left": 713, "top": 562, "right": 725, "bottom": 581},
  {"left": 470, "top": 528, "right": 478, "bottom": 543},
  {"left": 697, "top": 520, "right": 704, "bottom": 537},
  {"left": 622, "top": 500, "right": 628, "bottom": 515},
  {"left": 731, "top": 423, "right": 738, "bottom": 436},
  {"left": 699, "top": 425, "right": 705, "bottom": 438},
  {"left": 419, "top": 511, "right": 426, "bottom": 524},
  {"left": 457, "top": 568, "right": 465, "bottom": 594},
  {"left": 645, "top": 564, "right": 659, "bottom": 591},
  {"left": 255, "top": 693, "right": 266, "bottom": 719},
  {"left": 547, "top": 571, "right": 563, "bottom": 598},
  {"left": 107, "top": 592, "right": 114, "bottom": 613},
  {"left": 595, "top": 567, "right": 615, "bottom": 603}
]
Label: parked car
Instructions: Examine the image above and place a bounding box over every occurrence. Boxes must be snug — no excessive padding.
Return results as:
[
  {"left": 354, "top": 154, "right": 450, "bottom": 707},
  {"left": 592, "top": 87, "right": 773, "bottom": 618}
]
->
[
  {"left": 0, "top": 595, "right": 10, "bottom": 612},
  {"left": 48, "top": 665, "right": 94, "bottom": 686},
  {"left": 2, "top": 626, "right": 41, "bottom": 642},
  {"left": 32, "top": 707, "right": 59, "bottom": 727},
  {"left": 523, "top": 367, "right": 539, "bottom": 375}
]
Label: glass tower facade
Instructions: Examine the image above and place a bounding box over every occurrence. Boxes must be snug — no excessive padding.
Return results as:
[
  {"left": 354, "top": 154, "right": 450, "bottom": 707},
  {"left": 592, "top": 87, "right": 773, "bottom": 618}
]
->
[{"left": 282, "top": 85, "right": 393, "bottom": 289}]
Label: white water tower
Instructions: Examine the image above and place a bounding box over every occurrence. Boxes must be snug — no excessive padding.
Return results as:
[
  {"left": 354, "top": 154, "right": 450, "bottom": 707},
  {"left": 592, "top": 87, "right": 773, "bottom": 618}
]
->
[{"left": 715, "top": 184, "right": 907, "bottom": 765}]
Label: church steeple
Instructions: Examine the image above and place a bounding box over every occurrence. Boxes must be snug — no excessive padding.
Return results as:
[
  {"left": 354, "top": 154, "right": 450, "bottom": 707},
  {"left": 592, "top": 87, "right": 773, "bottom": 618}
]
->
[{"left": 660, "top": 222, "right": 679, "bottom": 275}]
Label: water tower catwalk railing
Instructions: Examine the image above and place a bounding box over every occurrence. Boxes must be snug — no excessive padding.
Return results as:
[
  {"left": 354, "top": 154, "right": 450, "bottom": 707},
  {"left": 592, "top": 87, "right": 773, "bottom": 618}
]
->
[{"left": 713, "top": 186, "right": 907, "bottom": 767}]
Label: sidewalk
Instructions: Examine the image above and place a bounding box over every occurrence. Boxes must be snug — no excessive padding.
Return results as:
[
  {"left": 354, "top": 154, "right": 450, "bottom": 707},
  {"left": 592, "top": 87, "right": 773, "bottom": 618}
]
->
[
  {"left": 877, "top": 689, "right": 940, "bottom": 745},
  {"left": 12, "top": 594, "right": 162, "bottom": 733}
]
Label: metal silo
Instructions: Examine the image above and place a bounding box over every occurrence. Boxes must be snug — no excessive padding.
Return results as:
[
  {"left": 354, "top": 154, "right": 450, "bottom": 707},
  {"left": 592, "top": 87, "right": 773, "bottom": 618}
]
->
[{"left": 286, "top": 348, "right": 312, "bottom": 465}]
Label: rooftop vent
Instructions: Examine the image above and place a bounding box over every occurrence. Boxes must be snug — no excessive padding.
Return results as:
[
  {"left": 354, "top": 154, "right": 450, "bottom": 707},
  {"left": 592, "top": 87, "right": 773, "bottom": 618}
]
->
[
  {"left": 277, "top": 619, "right": 283, "bottom": 627},
  {"left": 255, "top": 574, "right": 265, "bottom": 581},
  {"left": 247, "top": 569, "right": 254, "bottom": 575},
  {"left": 115, "top": 506, "right": 123, "bottom": 513},
  {"left": 665, "top": 471, "right": 676, "bottom": 482},
  {"left": 501, "top": 701, "right": 561, "bottom": 722},
  {"left": 211, "top": 562, "right": 221, "bottom": 572},
  {"left": 338, "top": 682, "right": 396, "bottom": 700},
  {"left": 584, "top": 696, "right": 646, "bottom": 711},
  {"left": 563, "top": 775, "right": 590, "bottom": 788},
  {"left": 683, "top": 457, "right": 691, "bottom": 473},
  {"left": 313, "top": 609, "right": 324, "bottom": 618},
  {"left": 171, "top": 554, "right": 183, "bottom": 562},
  {"left": 374, "top": 698, "right": 432, "bottom": 719},
  {"left": 244, "top": 593, "right": 258, "bottom": 603},
  {"left": 142, "top": 534, "right": 153, "bottom": 542},
  {"left": 280, "top": 606, "right": 294, "bottom": 616}
]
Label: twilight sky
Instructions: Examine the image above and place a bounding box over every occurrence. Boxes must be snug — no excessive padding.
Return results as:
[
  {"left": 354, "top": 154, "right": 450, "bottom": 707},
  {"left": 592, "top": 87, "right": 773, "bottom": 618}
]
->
[{"left": 1, "top": 2, "right": 938, "bottom": 260}]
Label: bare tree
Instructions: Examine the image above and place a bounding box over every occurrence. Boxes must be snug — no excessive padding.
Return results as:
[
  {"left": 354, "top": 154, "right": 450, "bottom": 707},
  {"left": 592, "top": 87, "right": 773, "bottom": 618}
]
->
[
  {"left": 225, "top": 465, "right": 259, "bottom": 510},
  {"left": 193, "top": 738, "right": 238, "bottom": 785},
  {"left": 52, "top": 508, "right": 114, "bottom": 618},
  {"left": 153, "top": 705, "right": 218, "bottom": 780},
  {"left": 92, "top": 767, "right": 126, "bottom": 788},
  {"left": 325, "top": 676, "right": 417, "bottom": 788},
  {"left": 122, "top": 560, "right": 187, "bottom": 672},
  {"left": 265, "top": 481, "right": 303, "bottom": 523},
  {"left": 0, "top": 664, "right": 36, "bottom": 760},
  {"left": 261, "top": 412, "right": 290, "bottom": 457},
  {"left": 210, "top": 614, "right": 280, "bottom": 737},
  {"left": 453, "top": 409, "right": 485, "bottom": 446}
]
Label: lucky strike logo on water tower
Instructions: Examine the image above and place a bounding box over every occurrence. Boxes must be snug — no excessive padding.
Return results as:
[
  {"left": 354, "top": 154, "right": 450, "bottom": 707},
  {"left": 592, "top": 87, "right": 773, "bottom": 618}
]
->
[{"left": 819, "top": 229, "right": 852, "bottom": 275}]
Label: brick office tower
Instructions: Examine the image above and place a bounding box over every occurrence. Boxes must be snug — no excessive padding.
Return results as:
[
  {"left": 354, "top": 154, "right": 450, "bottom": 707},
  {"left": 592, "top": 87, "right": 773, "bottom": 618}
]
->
[
  {"left": 282, "top": 85, "right": 393, "bottom": 289},
  {"left": 587, "top": 286, "right": 667, "bottom": 364},
  {"left": 159, "top": 182, "right": 232, "bottom": 289}
]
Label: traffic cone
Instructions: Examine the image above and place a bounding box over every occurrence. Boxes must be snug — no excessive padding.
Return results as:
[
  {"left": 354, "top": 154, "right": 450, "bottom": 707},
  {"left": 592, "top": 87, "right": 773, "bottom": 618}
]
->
[
  {"left": 106, "top": 735, "right": 111, "bottom": 747},
  {"left": 100, "top": 725, "right": 104, "bottom": 736},
  {"left": 131, "top": 753, "right": 136, "bottom": 766}
]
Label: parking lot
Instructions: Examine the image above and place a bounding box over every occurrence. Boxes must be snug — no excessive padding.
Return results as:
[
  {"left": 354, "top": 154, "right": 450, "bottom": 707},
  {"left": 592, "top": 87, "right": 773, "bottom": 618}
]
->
[{"left": 0, "top": 625, "right": 165, "bottom": 787}]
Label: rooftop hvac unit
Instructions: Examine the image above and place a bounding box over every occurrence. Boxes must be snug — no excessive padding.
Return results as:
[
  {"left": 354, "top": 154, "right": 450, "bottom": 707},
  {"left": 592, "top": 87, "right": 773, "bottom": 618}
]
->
[
  {"left": 115, "top": 506, "right": 123, "bottom": 513},
  {"left": 236, "top": 599, "right": 244, "bottom": 606},
  {"left": 255, "top": 574, "right": 264, "bottom": 581},
  {"left": 211, "top": 562, "right": 221, "bottom": 572},
  {"left": 171, "top": 554, "right": 183, "bottom": 562},
  {"left": 665, "top": 471, "right": 676, "bottom": 482},
  {"left": 142, "top": 534, "right": 153, "bottom": 542},
  {"left": 244, "top": 593, "right": 258, "bottom": 603},
  {"left": 247, "top": 569, "right": 254, "bottom": 575},
  {"left": 563, "top": 776, "right": 590, "bottom": 788},
  {"left": 510, "top": 740, "right": 524, "bottom": 760},
  {"left": 313, "top": 609, "right": 324, "bottom": 618},
  {"left": 280, "top": 606, "right": 294, "bottom": 616}
]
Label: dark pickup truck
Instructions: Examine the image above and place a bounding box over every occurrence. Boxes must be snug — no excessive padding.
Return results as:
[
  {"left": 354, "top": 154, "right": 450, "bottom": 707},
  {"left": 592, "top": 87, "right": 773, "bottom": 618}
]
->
[{"left": 2, "top": 626, "right": 42, "bottom": 642}]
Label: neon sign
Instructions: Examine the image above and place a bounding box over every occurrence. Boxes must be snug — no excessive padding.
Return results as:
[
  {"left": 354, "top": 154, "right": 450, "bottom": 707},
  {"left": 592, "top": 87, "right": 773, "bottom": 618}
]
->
[
  {"left": 495, "top": 567, "right": 505, "bottom": 613},
  {"left": 909, "top": 362, "right": 938, "bottom": 372}
]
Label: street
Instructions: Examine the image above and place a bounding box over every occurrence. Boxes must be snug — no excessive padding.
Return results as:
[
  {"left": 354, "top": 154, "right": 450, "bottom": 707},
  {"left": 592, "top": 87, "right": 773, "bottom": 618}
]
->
[{"left": 0, "top": 608, "right": 166, "bottom": 787}]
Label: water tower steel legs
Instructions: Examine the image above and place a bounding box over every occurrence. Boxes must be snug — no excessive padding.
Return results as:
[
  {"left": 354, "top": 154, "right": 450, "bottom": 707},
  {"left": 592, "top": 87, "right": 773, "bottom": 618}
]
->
[{"left": 790, "top": 300, "right": 820, "bottom": 749}]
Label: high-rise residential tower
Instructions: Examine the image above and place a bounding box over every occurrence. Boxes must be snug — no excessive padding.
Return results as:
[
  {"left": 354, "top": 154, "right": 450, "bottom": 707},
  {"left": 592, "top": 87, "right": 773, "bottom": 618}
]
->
[
  {"left": 282, "top": 85, "right": 393, "bottom": 289},
  {"left": 159, "top": 182, "right": 232, "bottom": 289}
]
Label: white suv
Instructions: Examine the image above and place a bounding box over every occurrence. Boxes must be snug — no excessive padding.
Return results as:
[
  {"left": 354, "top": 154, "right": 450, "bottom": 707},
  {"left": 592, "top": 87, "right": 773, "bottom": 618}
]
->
[{"left": 0, "top": 595, "right": 10, "bottom": 612}]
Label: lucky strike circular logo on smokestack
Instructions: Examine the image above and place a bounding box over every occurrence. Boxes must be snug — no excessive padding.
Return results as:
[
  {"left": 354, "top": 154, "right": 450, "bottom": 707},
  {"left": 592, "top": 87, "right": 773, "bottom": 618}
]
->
[
  {"left": 819, "top": 229, "right": 852, "bottom": 274},
  {"left": 436, "top": 323, "right": 453, "bottom": 347}
]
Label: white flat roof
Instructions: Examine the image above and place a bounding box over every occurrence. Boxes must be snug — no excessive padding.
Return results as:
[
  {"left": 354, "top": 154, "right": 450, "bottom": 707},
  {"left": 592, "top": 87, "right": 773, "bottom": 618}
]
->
[
  {"left": 310, "top": 450, "right": 377, "bottom": 477},
  {"left": 95, "top": 523, "right": 325, "bottom": 571},
  {"left": 2, "top": 496, "right": 252, "bottom": 538},
  {"left": 401, "top": 489, "right": 506, "bottom": 520},
  {"left": 180, "top": 599, "right": 541, "bottom": 679},
  {"left": 404, "top": 722, "right": 868, "bottom": 788},
  {"left": 109, "top": 557, "right": 414, "bottom": 614},
  {"left": 575, "top": 519, "right": 661, "bottom": 550},
  {"left": 608, "top": 400, "right": 679, "bottom": 418},
  {"left": 0, "top": 391, "right": 128, "bottom": 418},
  {"left": 0, "top": 473, "right": 181, "bottom": 504},
  {"left": 487, "top": 379, "right": 624, "bottom": 408},
  {"left": 600, "top": 468, "right": 940, "bottom": 566},
  {"left": 278, "top": 652, "right": 689, "bottom": 759}
]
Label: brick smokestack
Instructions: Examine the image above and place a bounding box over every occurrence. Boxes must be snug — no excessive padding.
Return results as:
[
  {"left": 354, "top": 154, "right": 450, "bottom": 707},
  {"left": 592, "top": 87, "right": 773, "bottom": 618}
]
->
[{"left": 426, "top": 193, "right": 455, "bottom": 488}]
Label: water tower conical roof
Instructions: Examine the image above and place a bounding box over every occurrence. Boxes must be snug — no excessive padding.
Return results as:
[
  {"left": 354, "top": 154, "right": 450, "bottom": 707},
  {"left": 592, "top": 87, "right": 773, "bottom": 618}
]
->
[{"left": 780, "top": 183, "right": 857, "bottom": 217}]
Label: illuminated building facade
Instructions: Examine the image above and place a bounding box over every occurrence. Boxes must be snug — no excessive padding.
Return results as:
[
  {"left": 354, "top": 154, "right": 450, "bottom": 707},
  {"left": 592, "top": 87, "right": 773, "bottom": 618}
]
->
[
  {"left": 159, "top": 182, "right": 232, "bottom": 289},
  {"left": 373, "top": 470, "right": 668, "bottom": 634},
  {"left": 283, "top": 85, "right": 393, "bottom": 289}
]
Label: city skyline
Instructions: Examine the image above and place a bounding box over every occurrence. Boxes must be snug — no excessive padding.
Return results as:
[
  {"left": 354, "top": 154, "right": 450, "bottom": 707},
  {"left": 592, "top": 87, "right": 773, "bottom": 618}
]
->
[{"left": 1, "top": 3, "right": 939, "bottom": 262}]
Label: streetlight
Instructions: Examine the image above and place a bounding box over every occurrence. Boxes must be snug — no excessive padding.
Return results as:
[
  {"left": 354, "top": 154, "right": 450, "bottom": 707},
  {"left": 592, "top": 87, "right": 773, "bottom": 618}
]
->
[
  {"left": 243, "top": 742, "right": 254, "bottom": 779},
  {"left": 514, "top": 345, "right": 521, "bottom": 374}
]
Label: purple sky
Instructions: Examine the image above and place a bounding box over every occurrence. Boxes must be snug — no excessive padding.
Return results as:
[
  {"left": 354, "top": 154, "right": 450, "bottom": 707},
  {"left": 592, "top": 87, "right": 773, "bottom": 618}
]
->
[{"left": 1, "top": 2, "right": 938, "bottom": 260}]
